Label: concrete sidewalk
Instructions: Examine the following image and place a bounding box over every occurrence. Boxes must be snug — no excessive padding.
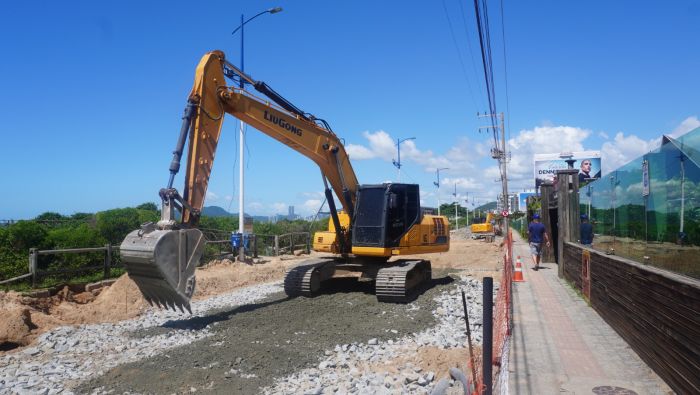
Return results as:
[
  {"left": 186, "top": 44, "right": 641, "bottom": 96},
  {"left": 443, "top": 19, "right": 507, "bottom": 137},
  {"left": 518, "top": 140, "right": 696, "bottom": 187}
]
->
[{"left": 507, "top": 233, "right": 673, "bottom": 395}]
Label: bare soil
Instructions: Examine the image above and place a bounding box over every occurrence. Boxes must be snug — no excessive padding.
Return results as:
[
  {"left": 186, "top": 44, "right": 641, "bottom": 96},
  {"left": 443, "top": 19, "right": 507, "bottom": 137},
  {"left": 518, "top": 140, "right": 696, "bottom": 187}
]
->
[{"left": 2, "top": 235, "right": 503, "bottom": 393}]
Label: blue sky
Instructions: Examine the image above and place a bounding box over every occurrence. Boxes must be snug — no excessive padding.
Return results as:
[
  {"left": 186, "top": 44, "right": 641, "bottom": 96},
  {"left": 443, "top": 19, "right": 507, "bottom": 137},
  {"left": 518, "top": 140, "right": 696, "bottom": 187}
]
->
[{"left": 1, "top": 0, "right": 699, "bottom": 219}]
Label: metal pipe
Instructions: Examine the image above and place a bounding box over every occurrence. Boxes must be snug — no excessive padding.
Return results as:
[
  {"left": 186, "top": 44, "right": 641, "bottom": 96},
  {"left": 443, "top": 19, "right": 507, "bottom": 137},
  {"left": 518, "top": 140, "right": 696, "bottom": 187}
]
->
[
  {"left": 482, "top": 276, "right": 493, "bottom": 395},
  {"left": 462, "top": 290, "right": 478, "bottom": 391}
]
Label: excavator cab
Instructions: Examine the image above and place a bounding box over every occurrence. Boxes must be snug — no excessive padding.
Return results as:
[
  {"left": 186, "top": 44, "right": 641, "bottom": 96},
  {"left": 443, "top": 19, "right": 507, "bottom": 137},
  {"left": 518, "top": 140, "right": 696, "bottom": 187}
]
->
[{"left": 352, "top": 184, "right": 420, "bottom": 249}]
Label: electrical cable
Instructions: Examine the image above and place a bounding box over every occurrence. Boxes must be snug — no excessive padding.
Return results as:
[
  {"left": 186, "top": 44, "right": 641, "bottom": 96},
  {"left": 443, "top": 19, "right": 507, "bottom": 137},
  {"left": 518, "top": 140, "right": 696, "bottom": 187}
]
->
[
  {"left": 473, "top": 0, "right": 499, "bottom": 149},
  {"left": 457, "top": 0, "right": 487, "bottom": 105},
  {"left": 499, "top": 0, "right": 512, "bottom": 142},
  {"left": 441, "top": 0, "right": 480, "bottom": 112}
]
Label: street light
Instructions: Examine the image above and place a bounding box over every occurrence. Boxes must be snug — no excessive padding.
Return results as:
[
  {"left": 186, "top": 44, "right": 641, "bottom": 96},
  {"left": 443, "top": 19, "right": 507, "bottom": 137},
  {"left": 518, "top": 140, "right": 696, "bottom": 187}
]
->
[
  {"left": 392, "top": 137, "right": 415, "bottom": 181},
  {"left": 433, "top": 167, "right": 449, "bottom": 215},
  {"left": 453, "top": 183, "right": 459, "bottom": 231},
  {"left": 464, "top": 196, "right": 470, "bottom": 227},
  {"left": 231, "top": 7, "right": 283, "bottom": 261}
]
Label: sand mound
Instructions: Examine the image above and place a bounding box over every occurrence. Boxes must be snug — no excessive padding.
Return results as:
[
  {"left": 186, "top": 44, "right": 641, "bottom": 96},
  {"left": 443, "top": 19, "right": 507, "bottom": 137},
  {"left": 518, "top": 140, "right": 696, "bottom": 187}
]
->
[{"left": 0, "top": 292, "right": 33, "bottom": 348}]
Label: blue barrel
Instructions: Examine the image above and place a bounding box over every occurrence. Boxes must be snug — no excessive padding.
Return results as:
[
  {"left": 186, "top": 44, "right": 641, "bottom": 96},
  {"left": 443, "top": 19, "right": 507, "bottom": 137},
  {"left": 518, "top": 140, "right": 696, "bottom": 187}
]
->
[{"left": 231, "top": 232, "right": 242, "bottom": 248}]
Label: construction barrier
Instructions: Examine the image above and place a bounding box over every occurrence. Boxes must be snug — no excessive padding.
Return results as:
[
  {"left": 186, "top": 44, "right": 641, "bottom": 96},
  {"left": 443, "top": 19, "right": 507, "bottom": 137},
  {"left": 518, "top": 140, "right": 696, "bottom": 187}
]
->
[
  {"left": 492, "top": 228, "right": 514, "bottom": 393},
  {"left": 513, "top": 256, "right": 525, "bottom": 282}
]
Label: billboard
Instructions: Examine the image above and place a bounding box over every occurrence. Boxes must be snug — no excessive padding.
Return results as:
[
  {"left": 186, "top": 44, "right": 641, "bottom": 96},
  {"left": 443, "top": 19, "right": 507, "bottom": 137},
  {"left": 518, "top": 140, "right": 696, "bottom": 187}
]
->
[
  {"left": 534, "top": 151, "right": 601, "bottom": 189},
  {"left": 518, "top": 192, "right": 536, "bottom": 212}
]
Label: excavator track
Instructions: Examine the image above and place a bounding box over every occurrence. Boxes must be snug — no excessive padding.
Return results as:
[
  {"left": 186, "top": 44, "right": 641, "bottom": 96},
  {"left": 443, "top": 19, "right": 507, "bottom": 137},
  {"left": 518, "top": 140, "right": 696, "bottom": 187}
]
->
[
  {"left": 375, "top": 260, "right": 431, "bottom": 303},
  {"left": 284, "top": 258, "right": 336, "bottom": 297}
]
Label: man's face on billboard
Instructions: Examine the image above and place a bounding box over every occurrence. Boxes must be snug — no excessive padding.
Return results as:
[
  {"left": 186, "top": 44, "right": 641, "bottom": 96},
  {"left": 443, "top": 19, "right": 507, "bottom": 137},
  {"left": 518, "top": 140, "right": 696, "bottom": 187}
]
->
[{"left": 581, "top": 160, "right": 591, "bottom": 173}]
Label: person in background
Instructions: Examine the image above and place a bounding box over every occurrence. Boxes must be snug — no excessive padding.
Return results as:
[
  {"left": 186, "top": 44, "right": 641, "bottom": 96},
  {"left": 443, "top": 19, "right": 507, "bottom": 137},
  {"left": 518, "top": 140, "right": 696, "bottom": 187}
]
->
[
  {"left": 580, "top": 214, "right": 594, "bottom": 246},
  {"left": 527, "top": 213, "right": 550, "bottom": 271}
]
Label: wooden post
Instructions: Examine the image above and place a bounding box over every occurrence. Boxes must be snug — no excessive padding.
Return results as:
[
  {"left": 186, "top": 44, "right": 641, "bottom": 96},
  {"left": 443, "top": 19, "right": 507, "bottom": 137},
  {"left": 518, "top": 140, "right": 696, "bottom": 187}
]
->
[
  {"left": 252, "top": 234, "right": 258, "bottom": 258},
  {"left": 556, "top": 169, "right": 580, "bottom": 278},
  {"left": 306, "top": 233, "right": 310, "bottom": 254},
  {"left": 274, "top": 235, "right": 279, "bottom": 256},
  {"left": 539, "top": 182, "right": 556, "bottom": 263},
  {"left": 289, "top": 234, "right": 294, "bottom": 255},
  {"left": 104, "top": 244, "right": 112, "bottom": 279},
  {"left": 29, "top": 248, "right": 38, "bottom": 288}
]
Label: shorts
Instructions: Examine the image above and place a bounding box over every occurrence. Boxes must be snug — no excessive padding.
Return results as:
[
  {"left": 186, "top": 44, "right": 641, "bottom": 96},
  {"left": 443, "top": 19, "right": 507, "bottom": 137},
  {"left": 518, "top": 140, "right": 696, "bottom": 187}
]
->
[{"left": 529, "top": 242, "right": 542, "bottom": 256}]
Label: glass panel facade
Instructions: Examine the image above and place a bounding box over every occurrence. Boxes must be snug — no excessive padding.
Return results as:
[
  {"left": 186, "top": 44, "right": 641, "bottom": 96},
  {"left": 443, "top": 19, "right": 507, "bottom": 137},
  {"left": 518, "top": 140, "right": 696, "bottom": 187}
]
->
[{"left": 582, "top": 127, "right": 700, "bottom": 279}]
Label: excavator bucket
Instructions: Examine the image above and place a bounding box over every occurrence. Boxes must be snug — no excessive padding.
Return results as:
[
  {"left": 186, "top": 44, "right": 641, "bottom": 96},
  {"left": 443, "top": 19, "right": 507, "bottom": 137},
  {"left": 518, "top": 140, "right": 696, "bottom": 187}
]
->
[{"left": 120, "top": 227, "right": 204, "bottom": 313}]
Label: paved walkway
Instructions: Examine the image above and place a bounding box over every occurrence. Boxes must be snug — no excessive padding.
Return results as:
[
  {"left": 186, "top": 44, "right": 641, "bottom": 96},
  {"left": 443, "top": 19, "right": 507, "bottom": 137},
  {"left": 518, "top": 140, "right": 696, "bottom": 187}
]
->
[{"left": 507, "top": 233, "right": 673, "bottom": 395}]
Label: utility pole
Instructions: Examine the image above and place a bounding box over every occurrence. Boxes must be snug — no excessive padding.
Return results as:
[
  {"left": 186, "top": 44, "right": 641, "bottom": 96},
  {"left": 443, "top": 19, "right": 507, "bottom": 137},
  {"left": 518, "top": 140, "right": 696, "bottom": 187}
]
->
[
  {"left": 465, "top": 199, "right": 470, "bottom": 227},
  {"left": 232, "top": 7, "right": 283, "bottom": 262},
  {"left": 478, "top": 112, "right": 509, "bottom": 235},
  {"left": 453, "top": 183, "right": 459, "bottom": 231},
  {"left": 433, "top": 168, "right": 449, "bottom": 216}
]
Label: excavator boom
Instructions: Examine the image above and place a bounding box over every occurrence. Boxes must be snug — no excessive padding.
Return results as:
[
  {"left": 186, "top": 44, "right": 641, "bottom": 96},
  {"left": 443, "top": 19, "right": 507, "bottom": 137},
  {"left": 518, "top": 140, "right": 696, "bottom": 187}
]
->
[
  {"left": 120, "top": 51, "right": 360, "bottom": 311},
  {"left": 121, "top": 51, "right": 450, "bottom": 311}
]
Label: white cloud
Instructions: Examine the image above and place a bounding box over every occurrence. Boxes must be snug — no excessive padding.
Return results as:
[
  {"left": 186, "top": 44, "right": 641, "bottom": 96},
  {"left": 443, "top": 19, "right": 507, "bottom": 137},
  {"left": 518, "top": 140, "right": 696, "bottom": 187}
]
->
[
  {"left": 247, "top": 202, "right": 264, "bottom": 212},
  {"left": 301, "top": 199, "right": 324, "bottom": 215},
  {"left": 348, "top": 131, "right": 484, "bottom": 177},
  {"left": 600, "top": 132, "right": 656, "bottom": 174},
  {"left": 271, "top": 202, "right": 287, "bottom": 215},
  {"left": 503, "top": 124, "right": 591, "bottom": 191},
  {"left": 599, "top": 131, "right": 609, "bottom": 140},
  {"left": 206, "top": 191, "right": 219, "bottom": 201},
  {"left": 345, "top": 130, "right": 396, "bottom": 160},
  {"left": 670, "top": 116, "right": 700, "bottom": 138},
  {"left": 345, "top": 144, "right": 375, "bottom": 160}
]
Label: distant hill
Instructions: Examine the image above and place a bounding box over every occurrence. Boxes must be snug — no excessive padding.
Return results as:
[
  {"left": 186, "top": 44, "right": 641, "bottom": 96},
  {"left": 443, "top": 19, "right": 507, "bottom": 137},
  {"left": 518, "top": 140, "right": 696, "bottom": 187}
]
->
[
  {"left": 202, "top": 206, "right": 272, "bottom": 222},
  {"left": 474, "top": 201, "right": 497, "bottom": 212},
  {"left": 202, "top": 206, "right": 234, "bottom": 217}
]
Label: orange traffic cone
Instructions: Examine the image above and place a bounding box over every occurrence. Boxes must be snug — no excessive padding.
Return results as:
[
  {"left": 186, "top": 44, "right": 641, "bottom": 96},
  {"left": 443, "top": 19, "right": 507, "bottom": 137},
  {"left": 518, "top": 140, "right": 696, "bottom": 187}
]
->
[{"left": 513, "top": 256, "right": 525, "bottom": 282}]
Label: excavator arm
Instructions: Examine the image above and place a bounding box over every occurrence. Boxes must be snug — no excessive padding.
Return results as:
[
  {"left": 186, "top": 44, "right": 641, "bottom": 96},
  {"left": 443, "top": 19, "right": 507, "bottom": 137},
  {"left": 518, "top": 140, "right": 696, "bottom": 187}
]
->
[
  {"left": 172, "top": 51, "right": 358, "bottom": 231},
  {"left": 120, "top": 50, "right": 359, "bottom": 311}
]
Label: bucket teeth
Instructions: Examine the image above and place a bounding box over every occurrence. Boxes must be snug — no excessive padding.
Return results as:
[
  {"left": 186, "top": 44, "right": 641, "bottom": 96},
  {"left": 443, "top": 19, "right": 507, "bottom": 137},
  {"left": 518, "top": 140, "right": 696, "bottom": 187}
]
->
[{"left": 120, "top": 228, "right": 203, "bottom": 315}]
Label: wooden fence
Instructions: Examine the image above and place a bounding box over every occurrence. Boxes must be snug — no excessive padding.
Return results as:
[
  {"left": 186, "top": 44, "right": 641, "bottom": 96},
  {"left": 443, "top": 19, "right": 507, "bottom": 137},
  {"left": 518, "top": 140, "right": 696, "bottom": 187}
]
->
[
  {"left": 562, "top": 242, "right": 700, "bottom": 394},
  {"left": 0, "top": 232, "right": 311, "bottom": 288}
]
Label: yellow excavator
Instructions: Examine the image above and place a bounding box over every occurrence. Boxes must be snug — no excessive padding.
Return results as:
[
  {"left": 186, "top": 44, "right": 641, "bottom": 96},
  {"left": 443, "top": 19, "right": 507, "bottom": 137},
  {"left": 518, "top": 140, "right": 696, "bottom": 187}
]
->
[
  {"left": 470, "top": 212, "right": 496, "bottom": 239},
  {"left": 119, "top": 51, "right": 450, "bottom": 312}
]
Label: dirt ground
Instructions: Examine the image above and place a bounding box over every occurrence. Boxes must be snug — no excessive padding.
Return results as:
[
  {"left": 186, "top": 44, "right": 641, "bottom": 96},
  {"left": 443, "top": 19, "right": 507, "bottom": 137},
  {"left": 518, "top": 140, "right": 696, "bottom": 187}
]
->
[{"left": 1, "top": 234, "right": 504, "bottom": 390}]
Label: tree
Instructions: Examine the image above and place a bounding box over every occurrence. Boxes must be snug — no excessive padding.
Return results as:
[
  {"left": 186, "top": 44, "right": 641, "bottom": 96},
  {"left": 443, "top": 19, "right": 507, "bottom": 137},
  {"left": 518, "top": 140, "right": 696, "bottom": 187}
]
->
[
  {"left": 7, "top": 221, "right": 49, "bottom": 251},
  {"left": 136, "top": 202, "right": 159, "bottom": 212},
  {"left": 0, "top": 227, "right": 26, "bottom": 280},
  {"left": 35, "top": 212, "right": 66, "bottom": 222},
  {"left": 96, "top": 208, "right": 159, "bottom": 245}
]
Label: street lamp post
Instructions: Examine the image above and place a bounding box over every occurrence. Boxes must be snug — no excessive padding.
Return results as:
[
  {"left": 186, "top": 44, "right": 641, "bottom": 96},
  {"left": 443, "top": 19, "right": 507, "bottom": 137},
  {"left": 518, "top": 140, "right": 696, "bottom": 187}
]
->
[
  {"left": 433, "top": 167, "right": 449, "bottom": 215},
  {"left": 392, "top": 137, "right": 415, "bottom": 182},
  {"left": 464, "top": 198, "right": 470, "bottom": 227},
  {"left": 232, "top": 7, "right": 282, "bottom": 261},
  {"left": 453, "top": 183, "right": 459, "bottom": 231}
]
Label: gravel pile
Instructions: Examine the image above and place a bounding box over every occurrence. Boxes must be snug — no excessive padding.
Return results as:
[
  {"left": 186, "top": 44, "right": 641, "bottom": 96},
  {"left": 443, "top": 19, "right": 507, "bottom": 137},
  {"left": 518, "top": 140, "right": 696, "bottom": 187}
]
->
[
  {"left": 0, "top": 274, "right": 494, "bottom": 395},
  {"left": 0, "top": 284, "right": 282, "bottom": 395},
  {"left": 261, "top": 275, "right": 490, "bottom": 395}
]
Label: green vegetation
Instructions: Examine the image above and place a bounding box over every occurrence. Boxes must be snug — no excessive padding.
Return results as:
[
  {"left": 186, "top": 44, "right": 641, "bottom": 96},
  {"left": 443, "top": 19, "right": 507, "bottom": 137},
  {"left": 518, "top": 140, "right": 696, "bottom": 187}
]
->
[{"left": 0, "top": 204, "right": 329, "bottom": 290}]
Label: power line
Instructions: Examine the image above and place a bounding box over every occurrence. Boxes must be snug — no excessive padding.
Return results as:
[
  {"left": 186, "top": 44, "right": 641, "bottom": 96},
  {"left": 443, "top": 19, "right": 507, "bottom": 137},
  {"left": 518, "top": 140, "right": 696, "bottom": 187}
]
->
[
  {"left": 456, "top": 0, "right": 487, "bottom": 106},
  {"left": 441, "top": 0, "right": 480, "bottom": 112},
  {"left": 499, "top": 0, "right": 512, "bottom": 142},
  {"left": 473, "top": 0, "right": 499, "bottom": 148}
]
